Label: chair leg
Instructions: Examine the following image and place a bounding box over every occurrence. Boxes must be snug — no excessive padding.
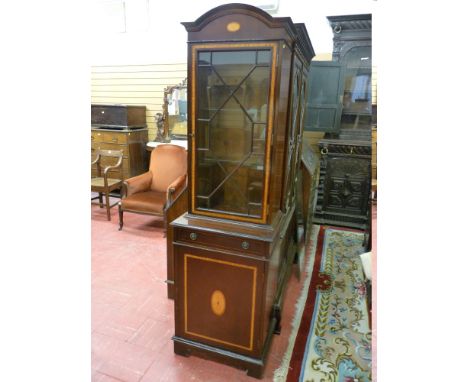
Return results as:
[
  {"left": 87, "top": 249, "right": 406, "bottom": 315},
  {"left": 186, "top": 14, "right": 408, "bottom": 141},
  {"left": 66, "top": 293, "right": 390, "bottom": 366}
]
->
[
  {"left": 118, "top": 203, "right": 123, "bottom": 230},
  {"left": 98, "top": 193, "right": 103, "bottom": 208},
  {"left": 105, "top": 193, "right": 111, "bottom": 221}
]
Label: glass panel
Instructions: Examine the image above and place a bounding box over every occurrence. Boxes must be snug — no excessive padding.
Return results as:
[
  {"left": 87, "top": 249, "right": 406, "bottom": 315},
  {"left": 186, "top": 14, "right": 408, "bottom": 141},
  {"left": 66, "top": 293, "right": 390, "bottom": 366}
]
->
[
  {"left": 197, "top": 66, "right": 214, "bottom": 120},
  {"left": 194, "top": 49, "right": 272, "bottom": 218},
  {"left": 212, "top": 51, "right": 256, "bottom": 83},
  {"left": 309, "top": 108, "right": 337, "bottom": 130},
  {"left": 342, "top": 46, "right": 372, "bottom": 115},
  {"left": 257, "top": 50, "right": 271, "bottom": 65},
  {"left": 252, "top": 124, "right": 266, "bottom": 156},
  {"left": 212, "top": 50, "right": 256, "bottom": 66},
  {"left": 303, "top": 61, "right": 342, "bottom": 133},
  {"left": 198, "top": 52, "right": 211, "bottom": 65},
  {"left": 309, "top": 65, "right": 341, "bottom": 105},
  {"left": 195, "top": 119, "right": 210, "bottom": 150},
  {"left": 210, "top": 100, "right": 252, "bottom": 162},
  {"left": 235, "top": 66, "right": 270, "bottom": 123}
]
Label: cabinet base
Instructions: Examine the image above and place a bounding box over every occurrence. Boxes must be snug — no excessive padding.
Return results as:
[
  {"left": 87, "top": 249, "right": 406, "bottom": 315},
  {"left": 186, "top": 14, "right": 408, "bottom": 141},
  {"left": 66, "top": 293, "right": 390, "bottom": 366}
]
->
[{"left": 173, "top": 336, "right": 265, "bottom": 379}]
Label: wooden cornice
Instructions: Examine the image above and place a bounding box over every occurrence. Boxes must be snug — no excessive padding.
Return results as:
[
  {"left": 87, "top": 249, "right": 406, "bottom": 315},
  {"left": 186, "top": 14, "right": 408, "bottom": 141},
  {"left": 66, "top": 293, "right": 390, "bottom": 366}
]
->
[
  {"left": 182, "top": 3, "right": 296, "bottom": 38},
  {"left": 326, "top": 14, "right": 372, "bottom": 35}
]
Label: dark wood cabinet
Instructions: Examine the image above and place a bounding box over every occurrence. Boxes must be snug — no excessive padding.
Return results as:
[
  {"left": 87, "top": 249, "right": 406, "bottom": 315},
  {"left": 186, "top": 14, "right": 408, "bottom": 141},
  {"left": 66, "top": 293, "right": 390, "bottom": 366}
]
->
[
  {"left": 170, "top": 4, "right": 314, "bottom": 378},
  {"left": 306, "top": 14, "right": 374, "bottom": 229},
  {"left": 91, "top": 104, "right": 147, "bottom": 129},
  {"left": 314, "top": 139, "right": 371, "bottom": 229}
]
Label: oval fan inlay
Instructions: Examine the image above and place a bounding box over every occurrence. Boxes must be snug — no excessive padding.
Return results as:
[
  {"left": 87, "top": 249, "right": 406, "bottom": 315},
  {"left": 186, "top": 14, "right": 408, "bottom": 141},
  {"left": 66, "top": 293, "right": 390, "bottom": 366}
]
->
[{"left": 211, "top": 290, "right": 226, "bottom": 316}]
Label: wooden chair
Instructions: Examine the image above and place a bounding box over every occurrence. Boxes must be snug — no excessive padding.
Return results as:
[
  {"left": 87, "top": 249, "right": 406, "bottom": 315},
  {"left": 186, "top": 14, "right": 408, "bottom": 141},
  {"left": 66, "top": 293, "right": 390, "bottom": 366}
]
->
[
  {"left": 118, "top": 144, "right": 187, "bottom": 231},
  {"left": 91, "top": 149, "right": 124, "bottom": 220}
]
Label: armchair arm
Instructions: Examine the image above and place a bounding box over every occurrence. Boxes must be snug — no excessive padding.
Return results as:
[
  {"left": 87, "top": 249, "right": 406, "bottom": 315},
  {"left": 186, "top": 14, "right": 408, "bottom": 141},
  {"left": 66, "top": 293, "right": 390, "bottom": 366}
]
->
[
  {"left": 166, "top": 174, "right": 187, "bottom": 206},
  {"left": 91, "top": 154, "right": 100, "bottom": 166},
  {"left": 103, "top": 156, "right": 123, "bottom": 177},
  {"left": 122, "top": 171, "right": 153, "bottom": 198}
]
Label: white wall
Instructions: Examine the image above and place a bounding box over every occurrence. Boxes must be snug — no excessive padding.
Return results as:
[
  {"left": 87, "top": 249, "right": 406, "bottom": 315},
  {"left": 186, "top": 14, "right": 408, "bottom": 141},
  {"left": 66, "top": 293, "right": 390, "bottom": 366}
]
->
[{"left": 90, "top": 0, "right": 378, "bottom": 65}]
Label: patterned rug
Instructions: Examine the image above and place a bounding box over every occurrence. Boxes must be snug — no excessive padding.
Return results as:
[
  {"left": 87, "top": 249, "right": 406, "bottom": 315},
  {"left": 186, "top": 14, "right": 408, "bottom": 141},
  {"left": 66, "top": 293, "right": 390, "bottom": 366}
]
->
[{"left": 276, "top": 226, "right": 371, "bottom": 382}]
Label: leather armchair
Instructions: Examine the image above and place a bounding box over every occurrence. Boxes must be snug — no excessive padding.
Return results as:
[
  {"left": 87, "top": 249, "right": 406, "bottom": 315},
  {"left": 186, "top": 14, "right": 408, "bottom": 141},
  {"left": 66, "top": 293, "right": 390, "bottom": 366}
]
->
[{"left": 118, "top": 144, "right": 187, "bottom": 231}]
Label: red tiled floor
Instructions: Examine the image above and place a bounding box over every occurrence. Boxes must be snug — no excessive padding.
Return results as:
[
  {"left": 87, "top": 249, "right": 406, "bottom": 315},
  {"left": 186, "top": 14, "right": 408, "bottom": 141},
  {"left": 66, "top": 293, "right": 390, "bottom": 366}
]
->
[
  {"left": 96, "top": 339, "right": 157, "bottom": 382},
  {"left": 91, "top": 199, "right": 317, "bottom": 381}
]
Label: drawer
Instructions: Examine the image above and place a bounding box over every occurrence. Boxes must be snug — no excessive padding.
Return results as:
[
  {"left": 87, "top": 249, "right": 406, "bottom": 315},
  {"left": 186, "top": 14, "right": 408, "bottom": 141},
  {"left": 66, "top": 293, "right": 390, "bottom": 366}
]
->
[
  {"left": 175, "top": 227, "right": 267, "bottom": 256},
  {"left": 91, "top": 131, "right": 128, "bottom": 144},
  {"left": 91, "top": 142, "right": 129, "bottom": 156}
]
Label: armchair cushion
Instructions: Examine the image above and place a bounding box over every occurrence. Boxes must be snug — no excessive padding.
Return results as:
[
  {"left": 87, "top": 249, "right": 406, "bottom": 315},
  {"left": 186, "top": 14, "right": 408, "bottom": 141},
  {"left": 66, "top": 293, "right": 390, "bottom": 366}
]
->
[
  {"left": 125, "top": 171, "right": 153, "bottom": 197},
  {"left": 150, "top": 144, "right": 187, "bottom": 193},
  {"left": 120, "top": 190, "right": 166, "bottom": 215}
]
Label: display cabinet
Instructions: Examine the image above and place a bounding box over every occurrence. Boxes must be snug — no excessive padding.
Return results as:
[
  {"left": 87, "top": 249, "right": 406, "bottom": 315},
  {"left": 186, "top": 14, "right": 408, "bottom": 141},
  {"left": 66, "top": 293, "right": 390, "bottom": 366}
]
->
[
  {"left": 170, "top": 4, "right": 314, "bottom": 378},
  {"left": 305, "top": 14, "right": 374, "bottom": 230}
]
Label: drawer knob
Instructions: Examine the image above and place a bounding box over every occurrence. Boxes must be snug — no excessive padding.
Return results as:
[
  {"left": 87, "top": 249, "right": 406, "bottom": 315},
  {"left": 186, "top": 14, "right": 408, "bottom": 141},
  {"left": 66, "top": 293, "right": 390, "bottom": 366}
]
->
[
  {"left": 189, "top": 232, "right": 198, "bottom": 241},
  {"left": 241, "top": 241, "right": 250, "bottom": 250}
]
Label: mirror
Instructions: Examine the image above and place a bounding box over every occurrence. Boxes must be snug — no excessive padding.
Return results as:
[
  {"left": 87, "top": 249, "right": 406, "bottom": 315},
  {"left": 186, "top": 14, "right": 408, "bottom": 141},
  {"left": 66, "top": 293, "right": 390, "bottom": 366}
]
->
[{"left": 155, "top": 78, "right": 188, "bottom": 142}]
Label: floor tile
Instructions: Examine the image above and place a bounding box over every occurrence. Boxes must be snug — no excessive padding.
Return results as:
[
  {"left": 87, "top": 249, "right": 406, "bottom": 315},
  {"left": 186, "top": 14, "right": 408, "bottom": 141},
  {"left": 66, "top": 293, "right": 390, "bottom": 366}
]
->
[
  {"left": 95, "top": 338, "right": 157, "bottom": 382},
  {"left": 127, "top": 318, "right": 173, "bottom": 352}
]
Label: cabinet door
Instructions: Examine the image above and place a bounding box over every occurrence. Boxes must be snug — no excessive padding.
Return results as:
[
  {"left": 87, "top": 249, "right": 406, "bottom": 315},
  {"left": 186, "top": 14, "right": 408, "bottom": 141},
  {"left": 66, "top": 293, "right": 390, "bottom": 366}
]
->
[
  {"left": 304, "top": 61, "right": 344, "bottom": 133},
  {"left": 174, "top": 244, "right": 264, "bottom": 356},
  {"left": 322, "top": 156, "right": 370, "bottom": 216},
  {"left": 339, "top": 45, "right": 373, "bottom": 131},
  {"left": 191, "top": 44, "right": 276, "bottom": 223}
]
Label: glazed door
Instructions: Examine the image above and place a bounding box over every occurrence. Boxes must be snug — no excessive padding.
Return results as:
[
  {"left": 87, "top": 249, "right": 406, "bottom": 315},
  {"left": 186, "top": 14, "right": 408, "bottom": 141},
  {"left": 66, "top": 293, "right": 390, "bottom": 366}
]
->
[
  {"left": 282, "top": 58, "right": 307, "bottom": 212},
  {"left": 189, "top": 43, "right": 277, "bottom": 224},
  {"left": 304, "top": 61, "right": 344, "bottom": 133},
  {"left": 339, "top": 45, "right": 372, "bottom": 132}
]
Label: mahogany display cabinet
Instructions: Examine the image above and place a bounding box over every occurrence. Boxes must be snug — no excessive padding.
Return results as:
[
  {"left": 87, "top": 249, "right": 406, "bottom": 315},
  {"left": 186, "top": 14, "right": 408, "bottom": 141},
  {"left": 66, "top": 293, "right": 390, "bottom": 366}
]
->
[{"left": 170, "top": 4, "right": 314, "bottom": 378}]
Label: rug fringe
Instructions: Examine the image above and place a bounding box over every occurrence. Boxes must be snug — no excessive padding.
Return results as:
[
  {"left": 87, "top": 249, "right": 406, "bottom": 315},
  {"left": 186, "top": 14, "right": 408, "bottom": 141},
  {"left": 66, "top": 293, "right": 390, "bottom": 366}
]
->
[{"left": 273, "top": 225, "right": 320, "bottom": 382}]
